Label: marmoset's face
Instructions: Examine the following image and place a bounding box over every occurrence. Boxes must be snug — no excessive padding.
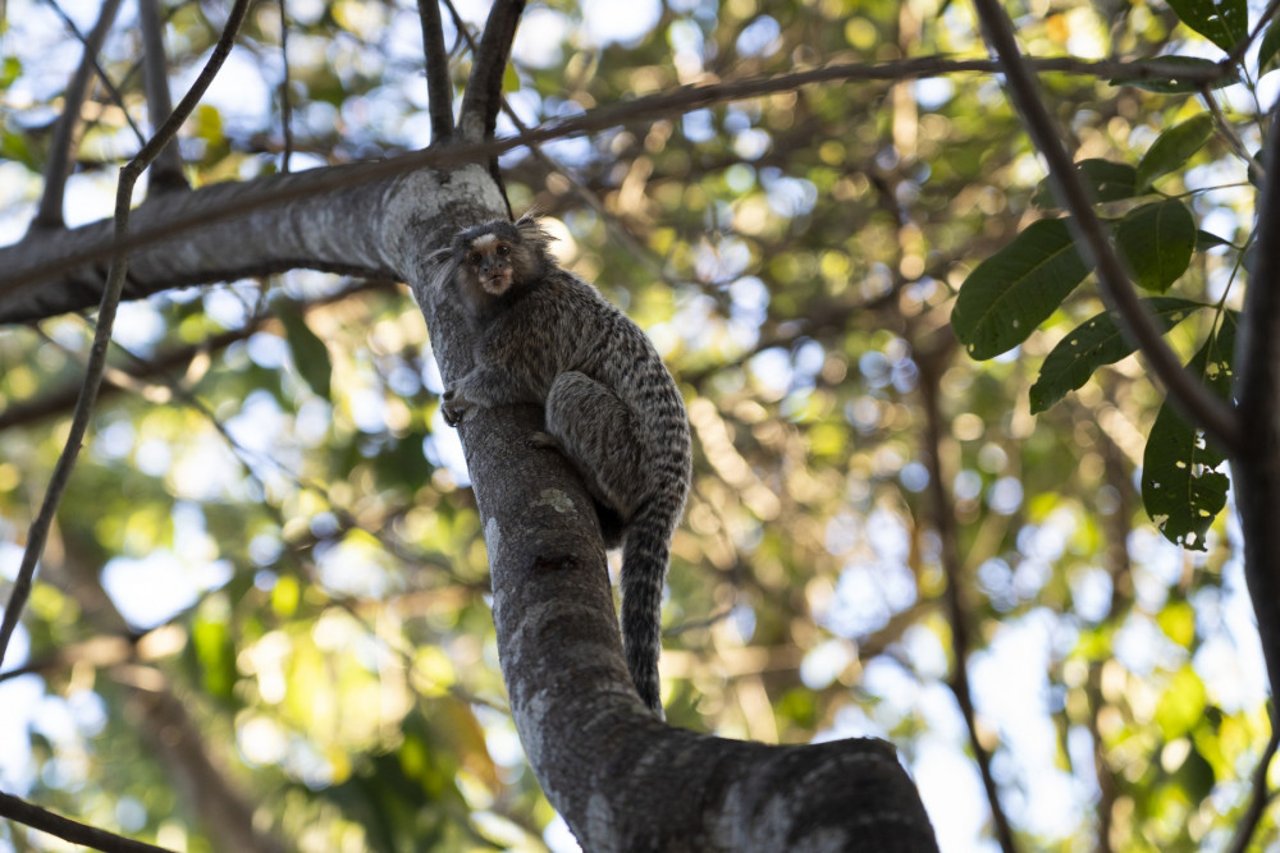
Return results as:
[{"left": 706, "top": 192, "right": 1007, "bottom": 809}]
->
[{"left": 464, "top": 233, "right": 516, "bottom": 296}]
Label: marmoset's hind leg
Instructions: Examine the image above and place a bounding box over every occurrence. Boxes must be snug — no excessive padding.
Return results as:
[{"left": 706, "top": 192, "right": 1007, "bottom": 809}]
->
[{"left": 541, "top": 370, "right": 649, "bottom": 523}]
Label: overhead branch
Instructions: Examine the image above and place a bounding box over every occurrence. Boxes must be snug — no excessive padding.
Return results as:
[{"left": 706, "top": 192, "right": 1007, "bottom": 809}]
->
[
  {"left": 0, "top": 53, "right": 1237, "bottom": 323},
  {"left": 0, "top": 791, "right": 172, "bottom": 853},
  {"left": 1226, "top": 721, "right": 1280, "bottom": 853},
  {"left": 456, "top": 0, "right": 525, "bottom": 142},
  {"left": 137, "top": 0, "right": 188, "bottom": 191},
  {"left": 0, "top": 0, "right": 253, "bottom": 671},
  {"left": 971, "top": 0, "right": 1240, "bottom": 455},
  {"left": 417, "top": 0, "right": 455, "bottom": 142},
  {"left": 33, "top": 0, "right": 126, "bottom": 230}
]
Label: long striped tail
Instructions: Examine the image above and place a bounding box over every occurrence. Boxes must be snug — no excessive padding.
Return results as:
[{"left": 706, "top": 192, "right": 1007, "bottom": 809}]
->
[{"left": 621, "top": 499, "right": 677, "bottom": 716}]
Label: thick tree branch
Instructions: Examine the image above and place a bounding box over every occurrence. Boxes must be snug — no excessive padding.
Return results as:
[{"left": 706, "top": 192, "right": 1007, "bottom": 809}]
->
[
  {"left": 0, "top": 54, "right": 1243, "bottom": 324},
  {"left": 971, "top": 0, "right": 1241, "bottom": 455},
  {"left": 137, "top": 0, "right": 188, "bottom": 191},
  {"left": 1233, "top": 100, "right": 1280, "bottom": 726},
  {"left": 917, "top": 334, "right": 1017, "bottom": 853},
  {"left": 417, "top": 0, "right": 455, "bottom": 141},
  {"left": 0, "top": 0, "right": 252, "bottom": 670},
  {"left": 0, "top": 791, "right": 173, "bottom": 853},
  {"left": 33, "top": 0, "right": 125, "bottom": 229},
  {"left": 456, "top": 0, "right": 525, "bottom": 143},
  {"left": 401, "top": 190, "right": 938, "bottom": 848}
]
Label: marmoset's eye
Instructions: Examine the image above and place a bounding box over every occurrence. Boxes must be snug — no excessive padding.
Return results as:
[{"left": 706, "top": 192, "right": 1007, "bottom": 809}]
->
[{"left": 497, "top": 245, "right": 510, "bottom": 257}]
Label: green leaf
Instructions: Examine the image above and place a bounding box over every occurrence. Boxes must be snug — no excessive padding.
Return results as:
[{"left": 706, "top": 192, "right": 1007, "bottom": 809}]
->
[
  {"left": 1260, "top": 19, "right": 1280, "bottom": 75},
  {"left": 1032, "top": 160, "right": 1139, "bottom": 208},
  {"left": 1135, "top": 114, "right": 1214, "bottom": 190},
  {"left": 1029, "top": 298, "right": 1204, "bottom": 413},
  {"left": 1166, "top": 0, "right": 1247, "bottom": 51},
  {"left": 1195, "top": 229, "right": 1231, "bottom": 250},
  {"left": 1155, "top": 667, "right": 1207, "bottom": 739},
  {"left": 278, "top": 300, "right": 333, "bottom": 399},
  {"left": 0, "top": 57, "right": 20, "bottom": 89},
  {"left": 953, "top": 218, "right": 1090, "bottom": 360},
  {"left": 1115, "top": 200, "right": 1197, "bottom": 292},
  {"left": 1111, "top": 57, "right": 1236, "bottom": 92},
  {"left": 1141, "top": 313, "right": 1235, "bottom": 551}
]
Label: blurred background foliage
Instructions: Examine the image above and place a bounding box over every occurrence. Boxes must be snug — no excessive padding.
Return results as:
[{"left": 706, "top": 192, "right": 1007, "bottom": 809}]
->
[{"left": 0, "top": 0, "right": 1273, "bottom": 849}]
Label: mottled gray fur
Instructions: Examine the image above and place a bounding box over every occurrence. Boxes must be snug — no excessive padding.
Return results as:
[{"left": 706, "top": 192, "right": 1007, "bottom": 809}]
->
[{"left": 435, "top": 215, "right": 692, "bottom": 716}]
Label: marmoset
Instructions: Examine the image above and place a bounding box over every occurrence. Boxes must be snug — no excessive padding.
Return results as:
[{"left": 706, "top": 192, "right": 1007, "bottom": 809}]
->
[{"left": 435, "top": 215, "right": 691, "bottom": 716}]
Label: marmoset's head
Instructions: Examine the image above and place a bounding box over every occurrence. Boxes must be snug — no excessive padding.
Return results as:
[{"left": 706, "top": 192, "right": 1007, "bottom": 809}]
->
[{"left": 452, "top": 215, "right": 553, "bottom": 303}]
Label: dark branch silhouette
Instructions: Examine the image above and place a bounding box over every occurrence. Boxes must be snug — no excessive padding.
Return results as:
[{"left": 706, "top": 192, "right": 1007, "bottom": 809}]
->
[{"left": 417, "top": 0, "right": 455, "bottom": 141}]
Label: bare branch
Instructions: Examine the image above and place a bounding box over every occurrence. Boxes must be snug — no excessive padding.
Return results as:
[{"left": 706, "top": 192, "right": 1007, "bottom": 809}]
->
[
  {"left": 456, "top": 0, "right": 525, "bottom": 142},
  {"left": 1233, "top": 99, "right": 1280, "bottom": 733},
  {"left": 0, "top": 53, "right": 1242, "bottom": 320},
  {"left": 917, "top": 334, "right": 1018, "bottom": 853},
  {"left": 0, "top": 790, "right": 173, "bottom": 853},
  {"left": 277, "top": 0, "right": 294, "bottom": 171},
  {"left": 138, "top": 0, "right": 188, "bottom": 191},
  {"left": 0, "top": 0, "right": 253, "bottom": 670},
  {"left": 33, "top": 0, "right": 126, "bottom": 229},
  {"left": 971, "top": 0, "right": 1240, "bottom": 455},
  {"left": 1226, "top": 720, "right": 1280, "bottom": 853},
  {"left": 417, "top": 0, "right": 455, "bottom": 141}
]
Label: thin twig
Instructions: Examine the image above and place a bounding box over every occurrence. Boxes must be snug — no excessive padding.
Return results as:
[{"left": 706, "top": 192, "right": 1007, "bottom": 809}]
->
[
  {"left": 1226, "top": 0, "right": 1280, "bottom": 67},
  {"left": 0, "top": 0, "right": 252, "bottom": 670},
  {"left": 0, "top": 53, "right": 1241, "bottom": 303},
  {"left": 456, "top": 0, "right": 525, "bottom": 142},
  {"left": 0, "top": 790, "right": 173, "bottom": 853},
  {"left": 138, "top": 0, "right": 188, "bottom": 191},
  {"left": 1226, "top": 720, "right": 1280, "bottom": 853},
  {"left": 417, "top": 0, "right": 455, "bottom": 141},
  {"left": 971, "top": 0, "right": 1240, "bottom": 455},
  {"left": 278, "top": 0, "right": 294, "bottom": 172},
  {"left": 1199, "top": 87, "right": 1263, "bottom": 186},
  {"left": 917, "top": 335, "right": 1018, "bottom": 853},
  {"left": 33, "top": 0, "right": 127, "bottom": 229}
]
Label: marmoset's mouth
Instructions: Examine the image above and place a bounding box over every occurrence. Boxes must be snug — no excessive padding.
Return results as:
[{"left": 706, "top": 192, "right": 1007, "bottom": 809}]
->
[{"left": 482, "top": 272, "right": 512, "bottom": 294}]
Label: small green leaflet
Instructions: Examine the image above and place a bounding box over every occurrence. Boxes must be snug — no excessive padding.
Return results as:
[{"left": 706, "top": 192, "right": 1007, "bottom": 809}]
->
[
  {"left": 1032, "top": 160, "right": 1139, "bottom": 208},
  {"left": 1029, "top": 298, "right": 1205, "bottom": 413},
  {"left": 1115, "top": 200, "right": 1197, "bottom": 292},
  {"left": 278, "top": 300, "right": 333, "bottom": 400},
  {"left": 1141, "top": 313, "right": 1236, "bottom": 551},
  {"left": 1195, "top": 229, "right": 1231, "bottom": 250},
  {"left": 953, "top": 219, "right": 1090, "bottom": 360},
  {"left": 1166, "top": 0, "right": 1247, "bottom": 52},
  {"left": 1110, "top": 57, "right": 1236, "bottom": 92},
  {"left": 1135, "top": 114, "right": 1214, "bottom": 190}
]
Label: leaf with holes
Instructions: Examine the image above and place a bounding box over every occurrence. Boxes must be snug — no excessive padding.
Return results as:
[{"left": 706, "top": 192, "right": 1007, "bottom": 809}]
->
[
  {"left": 952, "top": 218, "right": 1090, "bottom": 360},
  {"left": 1030, "top": 298, "right": 1205, "bottom": 413},
  {"left": 1032, "top": 160, "right": 1140, "bottom": 208},
  {"left": 1135, "top": 114, "right": 1214, "bottom": 190},
  {"left": 1141, "top": 314, "right": 1236, "bottom": 551},
  {"left": 1115, "top": 200, "right": 1197, "bottom": 293},
  {"left": 278, "top": 300, "right": 333, "bottom": 400},
  {"left": 1166, "top": 0, "right": 1247, "bottom": 51}
]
